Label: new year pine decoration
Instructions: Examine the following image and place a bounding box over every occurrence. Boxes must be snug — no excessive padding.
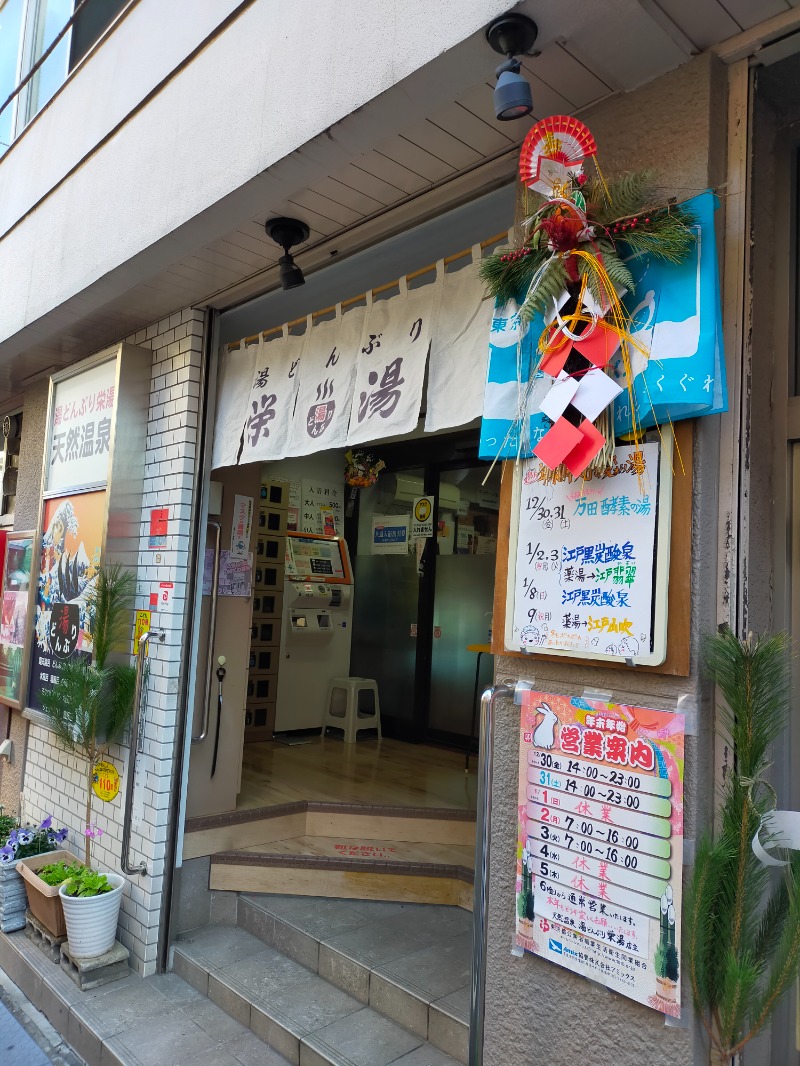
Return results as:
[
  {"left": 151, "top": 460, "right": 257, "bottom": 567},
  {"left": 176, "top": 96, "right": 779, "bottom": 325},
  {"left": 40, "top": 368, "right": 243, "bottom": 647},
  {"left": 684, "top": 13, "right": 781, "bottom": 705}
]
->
[
  {"left": 480, "top": 116, "right": 696, "bottom": 478},
  {"left": 686, "top": 629, "right": 800, "bottom": 1065}
]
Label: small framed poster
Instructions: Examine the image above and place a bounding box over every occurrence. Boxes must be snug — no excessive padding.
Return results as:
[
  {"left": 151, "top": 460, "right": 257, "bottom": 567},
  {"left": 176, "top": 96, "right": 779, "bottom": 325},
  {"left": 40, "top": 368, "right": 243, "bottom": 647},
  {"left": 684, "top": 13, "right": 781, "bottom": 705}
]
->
[{"left": 0, "top": 531, "right": 36, "bottom": 709}]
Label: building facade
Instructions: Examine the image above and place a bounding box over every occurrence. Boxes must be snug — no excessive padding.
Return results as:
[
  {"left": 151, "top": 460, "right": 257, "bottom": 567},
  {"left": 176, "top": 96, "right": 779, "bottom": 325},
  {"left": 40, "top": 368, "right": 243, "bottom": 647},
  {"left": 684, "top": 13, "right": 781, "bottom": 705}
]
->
[{"left": 0, "top": 3, "right": 797, "bottom": 1065}]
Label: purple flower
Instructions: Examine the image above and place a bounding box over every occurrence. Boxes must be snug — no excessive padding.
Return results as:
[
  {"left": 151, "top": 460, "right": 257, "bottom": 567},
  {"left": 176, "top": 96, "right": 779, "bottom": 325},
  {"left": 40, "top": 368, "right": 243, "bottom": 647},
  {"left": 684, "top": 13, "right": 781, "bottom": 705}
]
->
[
  {"left": 39, "top": 815, "right": 52, "bottom": 831},
  {"left": 0, "top": 845, "right": 15, "bottom": 865},
  {"left": 6, "top": 829, "right": 18, "bottom": 846},
  {"left": 55, "top": 828, "right": 68, "bottom": 843},
  {"left": 16, "top": 830, "right": 34, "bottom": 846}
]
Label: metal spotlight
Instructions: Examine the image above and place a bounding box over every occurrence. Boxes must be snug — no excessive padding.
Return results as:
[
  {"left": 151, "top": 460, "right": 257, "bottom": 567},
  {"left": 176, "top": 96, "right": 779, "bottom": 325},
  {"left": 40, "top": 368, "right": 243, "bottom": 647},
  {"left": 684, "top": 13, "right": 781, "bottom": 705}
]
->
[
  {"left": 486, "top": 13, "right": 538, "bottom": 121},
  {"left": 264, "top": 216, "right": 310, "bottom": 289}
]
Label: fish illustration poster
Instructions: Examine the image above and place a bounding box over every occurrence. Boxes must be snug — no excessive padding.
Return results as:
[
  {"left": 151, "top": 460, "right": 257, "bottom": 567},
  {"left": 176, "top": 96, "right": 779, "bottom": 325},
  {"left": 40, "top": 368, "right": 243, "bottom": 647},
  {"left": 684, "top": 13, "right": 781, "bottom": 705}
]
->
[
  {"left": 28, "top": 491, "right": 105, "bottom": 711},
  {"left": 516, "top": 689, "right": 685, "bottom": 1016}
]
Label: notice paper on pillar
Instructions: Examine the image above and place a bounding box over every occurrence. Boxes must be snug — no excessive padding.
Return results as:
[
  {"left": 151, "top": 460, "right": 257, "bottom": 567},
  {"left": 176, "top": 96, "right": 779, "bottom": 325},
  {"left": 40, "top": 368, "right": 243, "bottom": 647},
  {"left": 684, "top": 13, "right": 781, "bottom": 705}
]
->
[
  {"left": 516, "top": 690, "right": 685, "bottom": 1017},
  {"left": 148, "top": 508, "right": 168, "bottom": 550},
  {"left": 410, "top": 496, "right": 434, "bottom": 540},
  {"left": 371, "top": 516, "right": 409, "bottom": 555},
  {"left": 508, "top": 440, "right": 672, "bottom": 666},
  {"left": 230, "top": 494, "right": 253, "bottom": 558}
]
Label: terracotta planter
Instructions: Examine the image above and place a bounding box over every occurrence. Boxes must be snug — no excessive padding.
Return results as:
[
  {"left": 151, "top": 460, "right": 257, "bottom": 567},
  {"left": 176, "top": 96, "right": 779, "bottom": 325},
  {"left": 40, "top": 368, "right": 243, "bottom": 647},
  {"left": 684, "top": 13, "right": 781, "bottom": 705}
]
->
[
  {"left": 59, "top": 873, "right": 125, "bottom": 959},
  {"left": 17, "top": 850, "right": 85, "bottom": 939},
  {"left": 0, "top": 858, "right": 28, "bottom": 933}
]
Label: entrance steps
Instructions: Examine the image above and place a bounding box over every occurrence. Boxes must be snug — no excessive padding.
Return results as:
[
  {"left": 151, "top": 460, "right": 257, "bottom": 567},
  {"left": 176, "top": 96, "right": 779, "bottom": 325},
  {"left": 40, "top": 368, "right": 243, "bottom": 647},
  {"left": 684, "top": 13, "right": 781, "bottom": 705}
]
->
[
  {"left": 173, "top": 894, "right": 471, "bottom": 1066},
  {"left": 184, "top": 803, "right": 475, "bottom": 909}
]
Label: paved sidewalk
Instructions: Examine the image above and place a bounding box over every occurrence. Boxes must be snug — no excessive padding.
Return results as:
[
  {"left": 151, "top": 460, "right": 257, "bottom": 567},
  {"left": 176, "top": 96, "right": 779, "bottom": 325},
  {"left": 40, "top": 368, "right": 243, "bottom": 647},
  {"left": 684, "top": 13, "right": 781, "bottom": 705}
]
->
[
  {"left": 1, "top": 996, "right": 57, "bottom": 1065},
  {"left": 0, "top": 968, "right": 84, "bottom": 1066}
]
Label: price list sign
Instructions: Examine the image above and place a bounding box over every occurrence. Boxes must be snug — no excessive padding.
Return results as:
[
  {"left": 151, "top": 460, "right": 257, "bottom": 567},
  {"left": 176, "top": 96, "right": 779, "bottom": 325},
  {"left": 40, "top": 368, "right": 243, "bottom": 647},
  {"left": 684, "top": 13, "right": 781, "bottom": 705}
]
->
[{"left": 516, "top": 690, "right": 685, "bottom": 1017}]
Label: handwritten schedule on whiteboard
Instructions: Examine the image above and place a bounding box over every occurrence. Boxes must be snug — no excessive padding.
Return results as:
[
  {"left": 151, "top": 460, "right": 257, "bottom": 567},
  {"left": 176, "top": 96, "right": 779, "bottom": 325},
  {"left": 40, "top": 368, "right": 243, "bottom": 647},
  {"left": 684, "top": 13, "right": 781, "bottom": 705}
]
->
[
  {"left": 516, "top": 691, "right": 685, "bottom": 1017},
  {"left": 509, "top": 442, "right": 670, "bottom": 665}
]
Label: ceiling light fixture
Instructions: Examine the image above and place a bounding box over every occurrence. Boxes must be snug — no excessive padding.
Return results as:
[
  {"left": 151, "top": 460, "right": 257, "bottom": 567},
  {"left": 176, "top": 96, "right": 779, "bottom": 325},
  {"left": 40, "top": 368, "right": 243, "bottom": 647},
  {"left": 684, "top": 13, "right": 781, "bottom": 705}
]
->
[
  {"left": 486, "top": 12, "right": 538, "bottom": 121},
  {"left": 264, "top": 216, "right": 310, "bottom": 290}
]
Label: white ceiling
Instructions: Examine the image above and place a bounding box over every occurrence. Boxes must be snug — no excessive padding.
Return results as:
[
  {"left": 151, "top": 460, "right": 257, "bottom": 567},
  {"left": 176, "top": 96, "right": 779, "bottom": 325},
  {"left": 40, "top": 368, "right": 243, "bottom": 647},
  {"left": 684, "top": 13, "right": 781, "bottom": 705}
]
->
[{"left": 1, "top": 0, "right": 797, "bottom": 402}]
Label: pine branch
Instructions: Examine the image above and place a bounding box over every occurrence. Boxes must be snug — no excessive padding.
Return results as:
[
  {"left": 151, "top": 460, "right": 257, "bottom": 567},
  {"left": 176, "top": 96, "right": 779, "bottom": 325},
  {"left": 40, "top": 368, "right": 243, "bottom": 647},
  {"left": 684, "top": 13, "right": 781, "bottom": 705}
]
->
[
  {"left": 584, "top": 171, "right": 654, "bottom": 225},
  {"left": 479, "top": 245, "right": 549, "bottom": 308}
]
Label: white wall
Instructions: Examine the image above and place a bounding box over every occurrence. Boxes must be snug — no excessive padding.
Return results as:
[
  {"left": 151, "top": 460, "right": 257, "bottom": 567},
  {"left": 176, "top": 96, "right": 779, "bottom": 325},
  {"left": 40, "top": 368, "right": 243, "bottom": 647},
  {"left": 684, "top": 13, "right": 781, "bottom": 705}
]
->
[
  {"left": 22, "top": 307, "right": 205, "bottom": 976},
  {"left": 0, "top": 0, "right": 511, "bottom": 349}
]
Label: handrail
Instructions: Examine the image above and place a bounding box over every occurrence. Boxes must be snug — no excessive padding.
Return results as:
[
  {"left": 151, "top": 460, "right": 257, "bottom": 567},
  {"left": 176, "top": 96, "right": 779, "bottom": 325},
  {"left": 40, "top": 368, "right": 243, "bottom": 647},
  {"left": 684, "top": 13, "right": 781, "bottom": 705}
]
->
[
  {"left": 469, "top": 680, "right": 515, "bottom": 1066},
  {"left": 193, "top": 519, "right": 221, "bottom": 742},
  {"left": 121, "top": 628, "right": 165, "bottom": 876}
]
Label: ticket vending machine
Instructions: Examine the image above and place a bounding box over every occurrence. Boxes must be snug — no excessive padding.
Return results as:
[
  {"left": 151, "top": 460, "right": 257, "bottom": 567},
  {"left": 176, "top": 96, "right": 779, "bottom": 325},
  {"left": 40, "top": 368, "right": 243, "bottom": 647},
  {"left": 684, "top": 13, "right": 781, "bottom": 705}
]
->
[{"left": 274, "top": 532, "right": 354, "bottom": 733}]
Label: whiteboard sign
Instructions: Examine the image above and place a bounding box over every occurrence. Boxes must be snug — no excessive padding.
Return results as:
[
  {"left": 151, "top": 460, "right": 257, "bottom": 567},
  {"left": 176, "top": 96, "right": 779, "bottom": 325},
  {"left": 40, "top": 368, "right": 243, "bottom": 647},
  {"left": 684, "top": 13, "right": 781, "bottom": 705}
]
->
[
  {"left": 47, "top": 358, "right": 117, "bottom": 493},
  {"left": 506, "top": 441, "right": 672, "bottom": 665}
]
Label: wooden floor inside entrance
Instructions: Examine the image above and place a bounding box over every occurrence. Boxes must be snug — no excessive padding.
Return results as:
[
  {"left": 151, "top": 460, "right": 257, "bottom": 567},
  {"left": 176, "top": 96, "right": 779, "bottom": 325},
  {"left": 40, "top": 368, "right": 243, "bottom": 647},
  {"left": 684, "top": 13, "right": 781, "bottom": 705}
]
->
[{"left": 238, "top": 736, "right": 479, "bottom": 812}]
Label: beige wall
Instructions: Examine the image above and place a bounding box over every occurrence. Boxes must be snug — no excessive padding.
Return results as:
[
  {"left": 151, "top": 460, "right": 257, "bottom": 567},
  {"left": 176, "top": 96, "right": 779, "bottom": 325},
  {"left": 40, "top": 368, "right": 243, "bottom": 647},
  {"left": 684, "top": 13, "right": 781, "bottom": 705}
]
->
[{"left": 484, "top": 53, "right": 728, "bottom": 1066}]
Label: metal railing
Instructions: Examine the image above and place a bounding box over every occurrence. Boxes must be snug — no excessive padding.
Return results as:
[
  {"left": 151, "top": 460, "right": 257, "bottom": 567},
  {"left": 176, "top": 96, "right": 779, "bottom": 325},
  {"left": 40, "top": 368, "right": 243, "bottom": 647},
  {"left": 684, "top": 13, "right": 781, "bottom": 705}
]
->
[
  {"left": 469, "top": 680, "right": 516, "bottom": 1066},
  {"left": 121, "top": 627, "right": 165, "bottom": 876}
]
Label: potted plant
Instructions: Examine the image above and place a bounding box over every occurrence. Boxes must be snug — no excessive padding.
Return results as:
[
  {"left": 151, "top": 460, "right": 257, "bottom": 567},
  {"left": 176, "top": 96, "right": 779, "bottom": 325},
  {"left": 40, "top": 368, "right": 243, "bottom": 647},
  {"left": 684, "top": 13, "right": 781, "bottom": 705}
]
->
[
  {"left": 686, "top": 629, "right": 800, "bottom": 1065},
  {"left": 17, "top": 850, "right": 83, "bottom": 938},
  {"left": 57, "top": 866, "right": 125, "bottom": 958},
  {"left": 36, "top": 563, "right": 137, "bottom": 956},
  {"left": 0, "top": 811, "right": 68, "bottom": 932}
]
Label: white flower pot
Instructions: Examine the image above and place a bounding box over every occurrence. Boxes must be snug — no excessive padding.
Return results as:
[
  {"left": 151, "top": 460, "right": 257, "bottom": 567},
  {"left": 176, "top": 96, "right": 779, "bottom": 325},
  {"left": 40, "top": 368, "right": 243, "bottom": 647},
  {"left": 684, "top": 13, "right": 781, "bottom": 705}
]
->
[{"left": 58, "top": 873, "right": 125, "bottom": 958}]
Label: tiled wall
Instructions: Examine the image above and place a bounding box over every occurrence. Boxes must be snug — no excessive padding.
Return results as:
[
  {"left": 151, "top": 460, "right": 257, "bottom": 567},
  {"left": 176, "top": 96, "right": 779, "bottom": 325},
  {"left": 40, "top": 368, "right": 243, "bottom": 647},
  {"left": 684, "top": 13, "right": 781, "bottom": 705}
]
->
[{"left": 22, "top": 308, "right": 205, "bottom": 975}]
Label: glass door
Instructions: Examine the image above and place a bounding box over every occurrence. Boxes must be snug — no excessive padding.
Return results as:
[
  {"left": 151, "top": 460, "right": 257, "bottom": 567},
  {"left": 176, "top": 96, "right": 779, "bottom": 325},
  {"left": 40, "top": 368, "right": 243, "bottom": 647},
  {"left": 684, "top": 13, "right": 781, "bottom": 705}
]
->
[
  {"left": 350, "top": 466, "right": 424, "bottom": 733},
  {"left": 428, "top": 463, "right": 499, "bottom": 739}
]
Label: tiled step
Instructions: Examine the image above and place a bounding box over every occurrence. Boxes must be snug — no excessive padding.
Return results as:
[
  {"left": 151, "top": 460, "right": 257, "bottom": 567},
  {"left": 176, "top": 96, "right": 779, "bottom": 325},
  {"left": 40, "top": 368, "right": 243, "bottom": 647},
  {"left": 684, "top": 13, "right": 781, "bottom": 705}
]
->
[
  {"left": 0, "top": 924, "right": 291, "bottom": 1066},
  {"left": 184, "top": 801, "right": 476, "bottom": 861},
  {"left": 237, "top": 895, "right": 470, "bottom": 1065},
  {"left": 173, "top": 921, "right": 463, "bottom": 1066},
  {"left": 209, "top": 852, "right": 473, "bottom": 910}
]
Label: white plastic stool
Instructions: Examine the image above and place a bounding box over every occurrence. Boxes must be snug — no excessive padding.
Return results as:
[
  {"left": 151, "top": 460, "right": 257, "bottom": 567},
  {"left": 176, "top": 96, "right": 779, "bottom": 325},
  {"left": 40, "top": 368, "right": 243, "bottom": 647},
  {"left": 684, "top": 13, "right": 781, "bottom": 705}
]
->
[{"left": 324, "top": 677, "right": 382, "bottom": 743}]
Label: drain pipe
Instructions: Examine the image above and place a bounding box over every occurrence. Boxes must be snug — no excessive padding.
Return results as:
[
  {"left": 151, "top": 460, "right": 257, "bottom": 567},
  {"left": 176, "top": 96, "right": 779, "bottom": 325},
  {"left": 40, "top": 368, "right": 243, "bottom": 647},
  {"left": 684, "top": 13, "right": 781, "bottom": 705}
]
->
[{"left": 469, "top": 680, "right": 515, "bottom": 1066}]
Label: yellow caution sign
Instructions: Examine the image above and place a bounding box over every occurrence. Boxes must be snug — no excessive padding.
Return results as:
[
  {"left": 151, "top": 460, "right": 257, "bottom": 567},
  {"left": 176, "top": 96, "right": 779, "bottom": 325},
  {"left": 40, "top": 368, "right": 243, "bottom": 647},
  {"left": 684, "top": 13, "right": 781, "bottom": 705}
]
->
[
  {"left": 134, "top": 609, "right": 151, "bottom": 656},
  {"left": 92, "top": 760, "right": 120, "bottom": 802}
]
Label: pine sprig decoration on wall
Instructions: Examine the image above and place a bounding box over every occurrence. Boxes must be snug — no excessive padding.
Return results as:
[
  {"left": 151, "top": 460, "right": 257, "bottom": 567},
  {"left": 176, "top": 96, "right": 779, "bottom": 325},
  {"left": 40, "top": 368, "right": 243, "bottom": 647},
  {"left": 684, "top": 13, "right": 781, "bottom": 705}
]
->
[{"left": 686, "top": 628, "right": 800, "bottom": 1065}]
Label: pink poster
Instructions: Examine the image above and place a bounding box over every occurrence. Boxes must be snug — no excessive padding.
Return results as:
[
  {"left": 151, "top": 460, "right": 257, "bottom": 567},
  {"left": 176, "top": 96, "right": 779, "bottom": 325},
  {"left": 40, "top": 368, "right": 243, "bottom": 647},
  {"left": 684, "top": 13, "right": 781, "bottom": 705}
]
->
[{"left": 516, "top": 690, "right": 685, "bottom": 1016}]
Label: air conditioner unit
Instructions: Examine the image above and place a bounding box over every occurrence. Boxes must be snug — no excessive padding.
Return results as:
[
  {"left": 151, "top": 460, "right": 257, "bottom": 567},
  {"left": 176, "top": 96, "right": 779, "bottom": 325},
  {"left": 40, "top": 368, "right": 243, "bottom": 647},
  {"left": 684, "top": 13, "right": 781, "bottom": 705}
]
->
[{"left": 394, "top": 474, "right": 460, "bottom": 512}]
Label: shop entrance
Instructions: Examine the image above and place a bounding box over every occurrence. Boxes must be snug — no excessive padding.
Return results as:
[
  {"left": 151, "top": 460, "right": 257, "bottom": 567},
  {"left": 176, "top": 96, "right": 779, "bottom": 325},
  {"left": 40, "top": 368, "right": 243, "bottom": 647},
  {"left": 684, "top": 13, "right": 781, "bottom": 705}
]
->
[{"left": 184, "top": 427, "right": 496, "bottom": 822}]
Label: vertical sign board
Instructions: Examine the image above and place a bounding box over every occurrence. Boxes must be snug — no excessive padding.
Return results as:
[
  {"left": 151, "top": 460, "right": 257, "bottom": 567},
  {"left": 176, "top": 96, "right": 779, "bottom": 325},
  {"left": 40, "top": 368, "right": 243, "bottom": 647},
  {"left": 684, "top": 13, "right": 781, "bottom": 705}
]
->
[
  {"left": 28, "top": 357, "right": 117, "bottom": 711},
  {"left": 517, "top": 691, "right": 685, "bottom": 1016},
  {"left": 507, "top": 441, "right": 672, "bottom": 666},
  {"left": 300, "top": 479, "right": 343, "bottom": 535}
]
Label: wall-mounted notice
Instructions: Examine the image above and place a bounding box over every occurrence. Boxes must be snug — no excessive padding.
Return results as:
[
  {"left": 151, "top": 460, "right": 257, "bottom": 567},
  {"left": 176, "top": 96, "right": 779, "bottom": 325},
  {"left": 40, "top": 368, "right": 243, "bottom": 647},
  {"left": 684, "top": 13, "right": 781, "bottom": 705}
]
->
[
  {"left": 508, "top": 441, "right": 672, "bottom": 666},
  {"left": 516, "top": 690, "right": 684, "bottom": 1017},
  {"left": 46, "top": 358, "right": 117, "bottom": 494},
  {"left": 410, "top": 496, "right": 434, "bottom": 540},
  {"left": 230, "top": 494, "right": 254, "bottom": 559},
  {"left": 218, "top": 551, "right": 252, "bottom": 597},
  {"left": 371, "top": 516, "right": 409, "bottom": 555},
  {"left": 301, "top": 479, "right": 342, "bottom": 535}
]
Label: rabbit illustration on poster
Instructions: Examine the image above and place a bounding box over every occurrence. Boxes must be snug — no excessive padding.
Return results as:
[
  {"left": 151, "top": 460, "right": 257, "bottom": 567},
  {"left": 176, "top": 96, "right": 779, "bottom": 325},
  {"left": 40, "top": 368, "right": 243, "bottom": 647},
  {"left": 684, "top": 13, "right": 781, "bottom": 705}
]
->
[{"left": 532, "top": 701, "right": 558, "bottom": 749}]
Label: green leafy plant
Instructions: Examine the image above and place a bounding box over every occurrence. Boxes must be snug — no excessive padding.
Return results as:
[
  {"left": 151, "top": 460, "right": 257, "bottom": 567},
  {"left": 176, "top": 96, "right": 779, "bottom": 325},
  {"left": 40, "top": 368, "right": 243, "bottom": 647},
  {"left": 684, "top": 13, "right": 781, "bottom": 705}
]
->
[
  {"left": 37, "top": 860, "right": 84, "bottom": 887},
  {"left": 686, "top": 628, "right": 800, "bottom": 1064},
  {"left": 39, "top": 564, "right": 137, "bottom": 866},
  {"left": 61, "top": 867, "right": 114, "bottom": 898}
]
